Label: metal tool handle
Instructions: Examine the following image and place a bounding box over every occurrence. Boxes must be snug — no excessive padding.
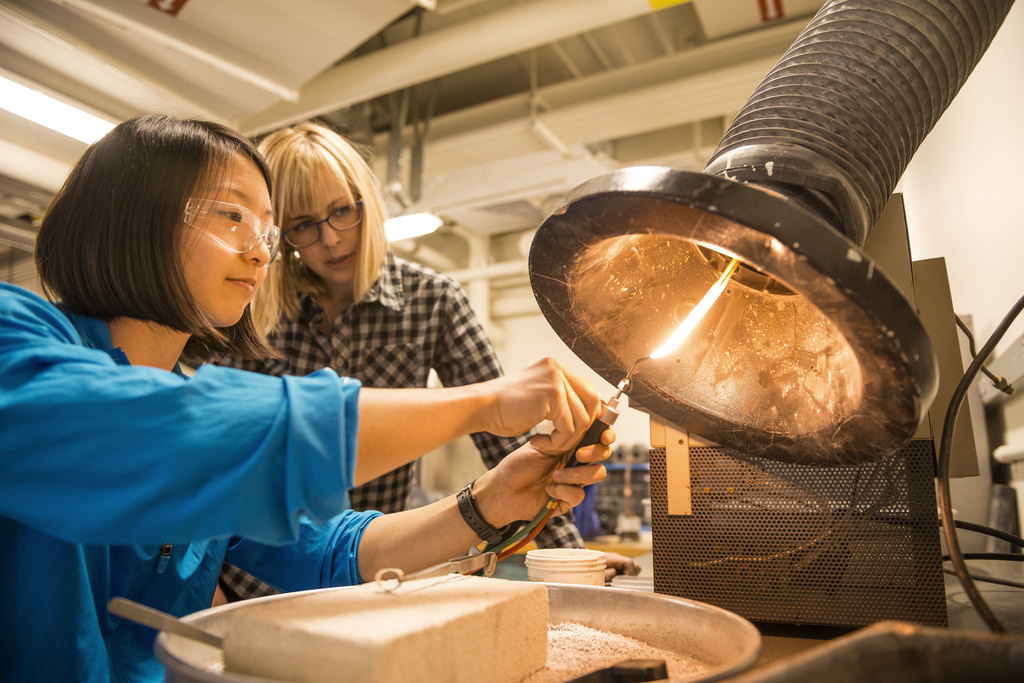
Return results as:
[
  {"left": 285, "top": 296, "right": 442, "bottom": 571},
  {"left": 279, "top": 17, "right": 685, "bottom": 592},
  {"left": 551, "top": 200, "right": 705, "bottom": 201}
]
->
[
  {"left": 374, "top": 551, "right": 498, "bottom": 592},
  {"left": 108, "top": 597, "right": 223, "bottom": 649}
]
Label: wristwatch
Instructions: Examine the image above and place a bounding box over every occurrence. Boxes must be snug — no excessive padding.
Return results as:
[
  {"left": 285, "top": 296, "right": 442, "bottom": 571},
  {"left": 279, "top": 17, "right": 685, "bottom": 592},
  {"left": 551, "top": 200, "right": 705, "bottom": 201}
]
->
[{"left": 456, "top": 481, "right": 515, "bottom": 545}]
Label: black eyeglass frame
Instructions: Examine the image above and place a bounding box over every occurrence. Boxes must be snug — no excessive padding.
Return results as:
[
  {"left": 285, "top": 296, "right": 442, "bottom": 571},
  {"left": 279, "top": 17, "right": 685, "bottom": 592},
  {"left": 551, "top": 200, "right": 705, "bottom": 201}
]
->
[{"left": 282, "top": 201, "right": 364, "bottom": 249}]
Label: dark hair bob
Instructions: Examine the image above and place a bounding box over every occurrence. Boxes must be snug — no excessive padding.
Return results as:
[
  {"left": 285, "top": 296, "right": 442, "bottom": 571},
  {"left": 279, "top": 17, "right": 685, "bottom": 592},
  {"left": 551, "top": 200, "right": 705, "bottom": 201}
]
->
[{"left": 35, "top": 113, "right": 275, "bottom": 359}]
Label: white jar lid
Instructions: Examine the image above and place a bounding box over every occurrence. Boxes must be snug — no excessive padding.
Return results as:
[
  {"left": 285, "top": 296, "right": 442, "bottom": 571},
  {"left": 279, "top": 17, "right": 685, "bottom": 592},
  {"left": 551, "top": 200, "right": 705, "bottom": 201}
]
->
[{"left": 525, "top": 548, "right": 606, "bottom": 569}]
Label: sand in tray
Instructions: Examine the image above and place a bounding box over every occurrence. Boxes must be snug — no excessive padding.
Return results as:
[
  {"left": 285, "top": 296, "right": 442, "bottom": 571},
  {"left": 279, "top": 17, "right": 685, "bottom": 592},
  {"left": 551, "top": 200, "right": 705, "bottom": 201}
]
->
[{"left": 525, "top": 621, "right": 710, "bottom": 683}]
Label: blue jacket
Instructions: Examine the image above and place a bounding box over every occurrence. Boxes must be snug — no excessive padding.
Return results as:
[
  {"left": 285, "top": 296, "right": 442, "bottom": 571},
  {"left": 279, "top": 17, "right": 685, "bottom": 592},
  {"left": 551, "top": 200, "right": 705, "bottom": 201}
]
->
[{"left": 0, "top": 283, "right": 381, "bottom": 681}]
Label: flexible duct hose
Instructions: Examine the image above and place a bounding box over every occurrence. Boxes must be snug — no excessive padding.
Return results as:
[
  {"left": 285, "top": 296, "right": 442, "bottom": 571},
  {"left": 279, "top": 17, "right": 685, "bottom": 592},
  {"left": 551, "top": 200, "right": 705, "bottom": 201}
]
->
[{"left": 704, "top": 0, "right": 1015, "bottom": 246}]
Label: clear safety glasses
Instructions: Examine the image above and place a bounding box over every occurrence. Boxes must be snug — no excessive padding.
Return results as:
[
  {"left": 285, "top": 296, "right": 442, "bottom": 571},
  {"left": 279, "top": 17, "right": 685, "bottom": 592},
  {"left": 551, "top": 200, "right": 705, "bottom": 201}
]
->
[{"left": 184, "top": 198, "right": 281, "bottom": 264}]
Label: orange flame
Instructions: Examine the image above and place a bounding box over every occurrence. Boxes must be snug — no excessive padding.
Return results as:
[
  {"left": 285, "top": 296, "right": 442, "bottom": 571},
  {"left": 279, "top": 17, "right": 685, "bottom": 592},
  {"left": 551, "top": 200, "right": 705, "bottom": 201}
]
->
[{"left": 650, "top": 258, "right": 740, "bottom": 359}]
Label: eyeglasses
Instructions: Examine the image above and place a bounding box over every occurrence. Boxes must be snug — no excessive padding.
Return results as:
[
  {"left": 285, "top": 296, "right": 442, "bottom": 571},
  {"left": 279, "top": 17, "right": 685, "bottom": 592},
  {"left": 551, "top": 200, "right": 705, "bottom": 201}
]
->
[
  {"left": 282, "top": 201, "right": 364, "bottom": 249},
  {"left": 185, "top": 198, "right": 280, "bottom": 264}
]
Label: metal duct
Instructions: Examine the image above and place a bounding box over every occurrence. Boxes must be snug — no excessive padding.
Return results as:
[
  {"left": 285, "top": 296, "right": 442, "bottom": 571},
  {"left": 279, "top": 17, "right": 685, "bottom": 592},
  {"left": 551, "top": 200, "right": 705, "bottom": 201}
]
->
[{"left": 705, "top": 0, "right": 1014, "bottom": 246}]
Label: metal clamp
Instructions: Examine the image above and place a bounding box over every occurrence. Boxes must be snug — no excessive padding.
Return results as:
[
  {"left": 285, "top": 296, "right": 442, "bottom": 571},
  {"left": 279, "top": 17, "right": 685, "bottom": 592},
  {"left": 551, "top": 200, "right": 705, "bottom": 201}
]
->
[{"left": 374, "top": 551, "right": 497, "bottom": 593}]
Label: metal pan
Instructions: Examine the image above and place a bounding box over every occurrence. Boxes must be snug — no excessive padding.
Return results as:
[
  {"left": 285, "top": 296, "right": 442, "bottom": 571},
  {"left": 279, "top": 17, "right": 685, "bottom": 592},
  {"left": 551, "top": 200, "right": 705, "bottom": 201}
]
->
[{"left": 157, "top": 583, "right": 761, "bottom": 682}]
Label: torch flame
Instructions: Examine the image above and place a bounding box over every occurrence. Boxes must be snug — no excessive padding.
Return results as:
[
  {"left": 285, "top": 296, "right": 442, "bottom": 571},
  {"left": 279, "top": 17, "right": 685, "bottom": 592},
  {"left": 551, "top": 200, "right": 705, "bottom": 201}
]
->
[{"left": 650, "top": 258, "right": 740, "bottom": 359}]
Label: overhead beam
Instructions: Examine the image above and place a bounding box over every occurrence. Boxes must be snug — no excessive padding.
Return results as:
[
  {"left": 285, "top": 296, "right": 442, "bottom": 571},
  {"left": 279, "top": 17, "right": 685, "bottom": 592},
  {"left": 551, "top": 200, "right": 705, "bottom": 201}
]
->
[
  {"left": 49, "top": 0, "right": 302, "bottom": 101},
  {"left": 240, "top": 0, "right": 662, "bottom": 135}
]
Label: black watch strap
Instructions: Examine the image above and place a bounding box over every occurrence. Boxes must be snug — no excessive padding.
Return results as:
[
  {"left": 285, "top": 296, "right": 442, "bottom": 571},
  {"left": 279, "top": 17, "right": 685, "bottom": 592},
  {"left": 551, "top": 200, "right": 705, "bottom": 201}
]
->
[{"left": 457, "top": 481, "right": 511, "bottom": 545}]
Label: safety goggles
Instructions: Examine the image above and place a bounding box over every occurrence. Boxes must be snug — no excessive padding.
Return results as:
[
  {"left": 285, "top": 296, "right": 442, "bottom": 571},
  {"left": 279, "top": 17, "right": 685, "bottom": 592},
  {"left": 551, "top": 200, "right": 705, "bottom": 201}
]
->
[{"left": 184, "top": 198, "right": 280, "bottom": 264}]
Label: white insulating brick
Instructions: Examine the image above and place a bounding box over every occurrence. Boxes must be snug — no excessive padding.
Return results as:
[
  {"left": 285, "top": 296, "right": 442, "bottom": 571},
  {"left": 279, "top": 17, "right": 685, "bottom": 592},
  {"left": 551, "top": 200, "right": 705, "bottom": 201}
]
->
[{"left": 223, "top": 575, "right": 549, "bottom": 683}]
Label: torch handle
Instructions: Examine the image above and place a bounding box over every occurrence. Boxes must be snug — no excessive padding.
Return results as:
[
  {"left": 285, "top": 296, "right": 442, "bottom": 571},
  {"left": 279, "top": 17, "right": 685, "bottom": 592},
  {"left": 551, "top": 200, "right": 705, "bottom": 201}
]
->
[
  {"left": 563, "top": 418, "right": 613, "bottom": 468},
  {"left": 562, "top": 377, "right": 628, "bottom": 467}
]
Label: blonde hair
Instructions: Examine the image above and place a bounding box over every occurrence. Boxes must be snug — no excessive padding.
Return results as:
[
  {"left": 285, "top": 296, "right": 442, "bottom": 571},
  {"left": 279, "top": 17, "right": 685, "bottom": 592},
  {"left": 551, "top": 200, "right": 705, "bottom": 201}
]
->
[{"left": 253, "top": 121, "right": 388, "bottom": 335}]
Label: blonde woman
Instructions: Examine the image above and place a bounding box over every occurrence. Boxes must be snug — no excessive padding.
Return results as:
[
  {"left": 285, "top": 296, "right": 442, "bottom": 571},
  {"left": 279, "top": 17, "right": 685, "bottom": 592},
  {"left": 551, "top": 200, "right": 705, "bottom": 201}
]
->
[{"left": 213, "top": 121, "right": 638, "bottom": 600}]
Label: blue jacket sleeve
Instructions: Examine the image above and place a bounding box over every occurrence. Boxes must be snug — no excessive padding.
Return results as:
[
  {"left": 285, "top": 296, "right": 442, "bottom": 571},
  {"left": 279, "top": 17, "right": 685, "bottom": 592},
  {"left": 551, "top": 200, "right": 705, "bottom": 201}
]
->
[
  {"left": 225, "top": 509, "right": 383, "bottom": 590},
  {"left": 0, "top": 284, "right": 360, "bottom": 546}
]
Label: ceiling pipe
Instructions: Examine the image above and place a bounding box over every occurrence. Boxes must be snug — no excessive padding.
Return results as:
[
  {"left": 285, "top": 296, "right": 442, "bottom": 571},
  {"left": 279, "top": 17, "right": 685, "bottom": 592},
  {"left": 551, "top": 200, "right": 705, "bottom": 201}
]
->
[
  {"left": 240, "top": 0, "right": 663, "bottom": 136},
  {"left": 389, "top": 241, "right": 458, "bottom": 273},
  {"left": 0, "top": 137, "right": 73, "bottom": 194},
  {"left": 0, "top": 218, "right": 37, "bottom": 252},
  {"left": 376, "top": 19, "right": 804, "bottom": 178},
  {"left": 446, "top": 260, "right": 529, "bottom": 284}
]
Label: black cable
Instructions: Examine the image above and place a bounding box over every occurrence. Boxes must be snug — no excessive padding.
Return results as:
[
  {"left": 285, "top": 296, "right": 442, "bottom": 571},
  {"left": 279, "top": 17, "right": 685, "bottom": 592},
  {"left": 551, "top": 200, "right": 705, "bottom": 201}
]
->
[
  {"left": 943, "top": 568, "right": 1024, "bottom": 590},
  {"left": 952, "top": 519, "right": 1024, "bottom": 550},
  {"left": 938, "top": 290, "right": 1024, "bottom": 633},
  {"left": 955, "top": 315, "right": 1015, "bottom": 395},
  {"left": 942, "top": 553, "right": 1024, "bottom": 562}
]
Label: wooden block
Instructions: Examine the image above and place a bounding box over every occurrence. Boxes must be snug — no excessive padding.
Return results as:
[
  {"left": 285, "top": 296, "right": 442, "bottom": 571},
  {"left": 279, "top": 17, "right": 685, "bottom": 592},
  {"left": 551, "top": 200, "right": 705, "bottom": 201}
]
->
[{"left": 222, "top": 575, "right": 549, "bottom": 683}]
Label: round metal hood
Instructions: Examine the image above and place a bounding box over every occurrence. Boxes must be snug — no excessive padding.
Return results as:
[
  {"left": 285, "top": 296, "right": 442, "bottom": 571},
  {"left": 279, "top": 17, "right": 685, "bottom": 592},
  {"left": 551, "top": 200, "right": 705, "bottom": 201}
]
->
[{"left": 529, "top": 166, "right": 938, "bottom": 465}]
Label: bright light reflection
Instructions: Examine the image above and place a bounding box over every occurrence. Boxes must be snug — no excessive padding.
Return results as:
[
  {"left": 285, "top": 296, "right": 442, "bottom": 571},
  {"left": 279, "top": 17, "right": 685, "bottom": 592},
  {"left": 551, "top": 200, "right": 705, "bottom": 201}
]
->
[
  {"left": 0, "top": 75, "right": 115, "bottom": 144},
  {"left": 650, "top": 258, "right": 740, "bottom": 359},
  {"left": 385, "top": 212, "right": 443, "bottom": 242}
]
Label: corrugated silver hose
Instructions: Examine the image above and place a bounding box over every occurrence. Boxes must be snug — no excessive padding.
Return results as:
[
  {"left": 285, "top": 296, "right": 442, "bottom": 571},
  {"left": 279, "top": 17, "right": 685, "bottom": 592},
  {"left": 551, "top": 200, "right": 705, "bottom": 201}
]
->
[{"left": 704, "top": 0, "right": 1015, "bottom": 246}]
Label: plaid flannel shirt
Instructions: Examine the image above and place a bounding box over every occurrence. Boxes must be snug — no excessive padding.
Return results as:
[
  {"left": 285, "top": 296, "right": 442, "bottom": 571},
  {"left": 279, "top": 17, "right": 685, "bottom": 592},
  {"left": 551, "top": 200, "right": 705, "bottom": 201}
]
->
[{"left": 215, "top": 252, "right": 582, "bottom": 599}]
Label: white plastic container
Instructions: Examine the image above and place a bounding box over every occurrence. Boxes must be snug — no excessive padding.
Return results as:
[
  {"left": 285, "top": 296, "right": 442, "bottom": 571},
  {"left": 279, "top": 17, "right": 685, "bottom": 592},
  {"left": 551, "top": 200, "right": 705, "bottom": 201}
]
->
[{"left": 525, "top": 548, "right": 607, "bottom": 586}]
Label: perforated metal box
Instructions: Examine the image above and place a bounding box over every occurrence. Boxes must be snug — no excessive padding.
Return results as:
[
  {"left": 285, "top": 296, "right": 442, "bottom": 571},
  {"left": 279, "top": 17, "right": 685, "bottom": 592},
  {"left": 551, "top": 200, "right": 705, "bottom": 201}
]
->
[{"left": 650, "top": 438, "right": 947, "bottom": 627}]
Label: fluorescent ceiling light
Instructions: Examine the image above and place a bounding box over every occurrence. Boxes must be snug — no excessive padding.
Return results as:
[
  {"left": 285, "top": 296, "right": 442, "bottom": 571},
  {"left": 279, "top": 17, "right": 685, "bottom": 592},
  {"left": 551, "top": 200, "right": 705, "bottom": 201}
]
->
[
  {"left": 0, "top": 75, "right": 115, "bottom": 144},
  {"left": 385, "top": 212, "right": 444, "bottom": 242}
]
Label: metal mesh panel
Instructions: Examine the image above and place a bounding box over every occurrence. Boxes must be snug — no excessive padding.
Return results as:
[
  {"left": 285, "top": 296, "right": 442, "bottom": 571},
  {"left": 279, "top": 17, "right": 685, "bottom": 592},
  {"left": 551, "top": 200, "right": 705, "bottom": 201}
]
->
[{"left": 651, "top": 439, "right": 947, "bottom": 627}]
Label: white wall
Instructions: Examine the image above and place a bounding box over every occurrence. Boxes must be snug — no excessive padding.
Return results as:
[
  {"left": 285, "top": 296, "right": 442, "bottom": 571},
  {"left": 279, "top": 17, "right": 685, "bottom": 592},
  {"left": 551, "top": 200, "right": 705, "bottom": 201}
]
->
[{"left": 900, "top": 2, "right": 1024, "bottom": 360}]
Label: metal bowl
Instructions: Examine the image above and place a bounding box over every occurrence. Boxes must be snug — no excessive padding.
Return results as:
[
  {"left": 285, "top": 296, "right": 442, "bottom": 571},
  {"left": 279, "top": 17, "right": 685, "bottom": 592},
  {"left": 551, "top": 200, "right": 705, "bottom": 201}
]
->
[{"left": 157, "top": 583, "right": 761, "bottom": 682}]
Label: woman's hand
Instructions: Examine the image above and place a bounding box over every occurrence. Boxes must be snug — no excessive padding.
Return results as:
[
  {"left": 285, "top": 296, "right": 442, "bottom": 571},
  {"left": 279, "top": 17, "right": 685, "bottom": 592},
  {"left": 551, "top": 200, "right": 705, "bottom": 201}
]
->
[
  {"left": 471, "top": 425, "right": 615, "bottom": 527},
  {"left": 603, "top": 551, "right": 642, "bottom": 582},
  {"left": 479, "top": 358, "right": 601, "bottom": 453},
  {"left": 355, "top": 426, "right": 614, "bottom": 583},
  {"left": 358, "top": 360, "right": 598, "bottom": 483},
  {"left": 356, "top": 358, "right": 599, "bottom": 485}
]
